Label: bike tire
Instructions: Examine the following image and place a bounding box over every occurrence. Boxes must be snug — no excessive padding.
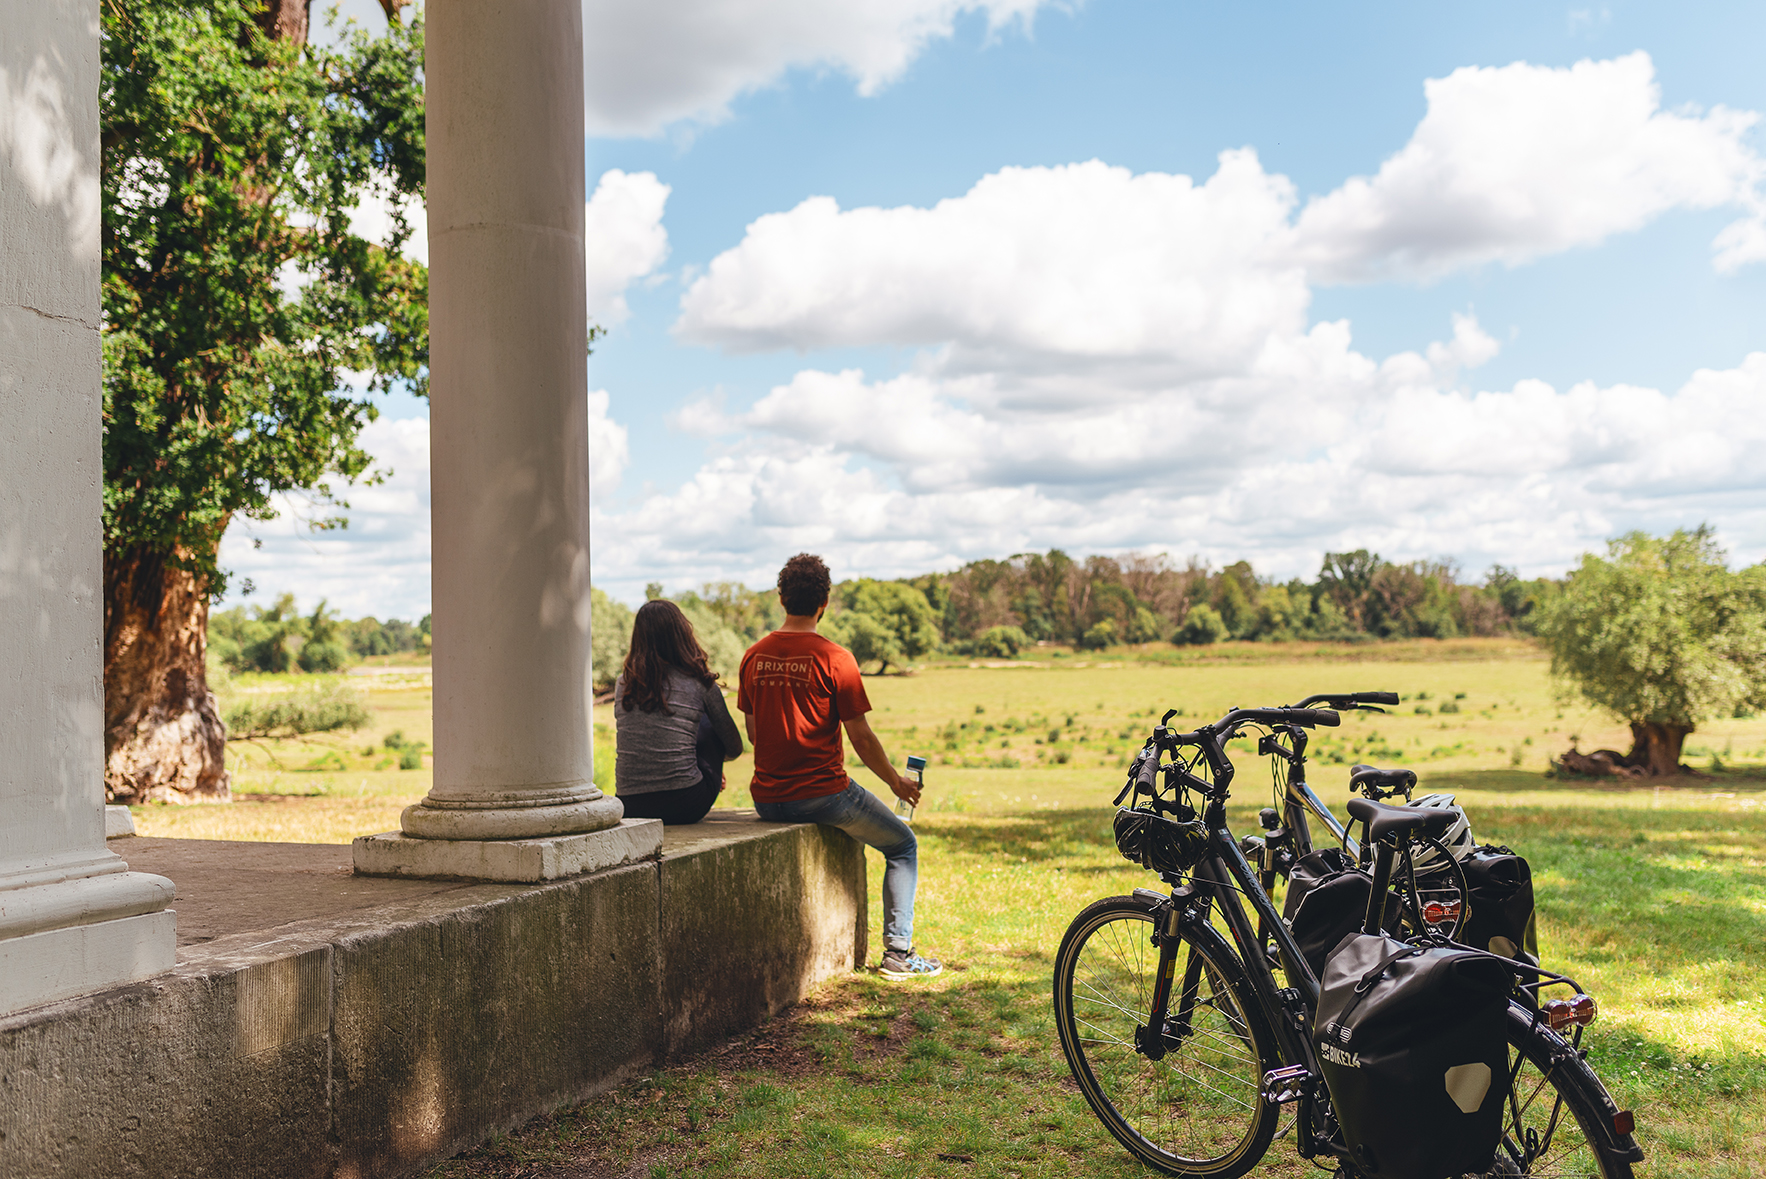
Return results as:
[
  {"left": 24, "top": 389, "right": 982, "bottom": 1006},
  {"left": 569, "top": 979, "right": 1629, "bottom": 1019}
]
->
[
  {"left": 1054, "top": 895, "right": 1279, "bottom": 1178},
  {"left": 1484, "top": 1004, "right": 1637, "bottom": 1178}
]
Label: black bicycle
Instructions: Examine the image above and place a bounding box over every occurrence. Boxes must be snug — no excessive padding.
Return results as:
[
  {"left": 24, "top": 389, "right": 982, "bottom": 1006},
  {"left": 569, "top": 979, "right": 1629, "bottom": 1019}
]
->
[{"left": 1052, "top": 704, "right": 1642, "bottom": 1178}]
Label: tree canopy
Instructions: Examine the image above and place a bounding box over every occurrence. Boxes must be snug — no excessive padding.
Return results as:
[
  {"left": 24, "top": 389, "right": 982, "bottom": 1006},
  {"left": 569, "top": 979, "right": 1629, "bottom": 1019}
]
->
[
  {"left": 102, "top": 1, "right": 428, "bottom": 586},
  {"left": 1540, "top": 527, "right": 1766, "bottom": 775}
]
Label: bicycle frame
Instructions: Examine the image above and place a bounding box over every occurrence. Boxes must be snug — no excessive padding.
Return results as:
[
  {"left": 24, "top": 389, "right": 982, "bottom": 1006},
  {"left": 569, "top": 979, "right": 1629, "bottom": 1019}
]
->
[{"left": 1146, "top": 794, "right": 1343, "bottom": 1162}]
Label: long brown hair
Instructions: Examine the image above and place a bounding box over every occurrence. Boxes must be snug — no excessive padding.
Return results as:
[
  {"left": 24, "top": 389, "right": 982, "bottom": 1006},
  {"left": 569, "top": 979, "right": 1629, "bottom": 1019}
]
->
[{"left": 620, "top": 599, "right": 717, "bottom": 713}]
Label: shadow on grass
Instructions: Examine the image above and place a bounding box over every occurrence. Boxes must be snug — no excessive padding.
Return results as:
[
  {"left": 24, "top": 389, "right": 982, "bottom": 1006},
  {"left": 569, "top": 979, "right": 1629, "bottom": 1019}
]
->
[
  {"left": 1425, "top": 769, "right": 1766, "bottom": 794},
  {"left": 922, "top": 808, "right": 1118, "bottom": 866}
]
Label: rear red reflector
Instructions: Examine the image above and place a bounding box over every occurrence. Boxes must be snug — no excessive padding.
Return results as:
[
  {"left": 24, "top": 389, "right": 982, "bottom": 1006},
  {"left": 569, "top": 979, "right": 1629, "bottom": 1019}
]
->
[
  {"left": 1614, "top": 1110, "right": 1635, "bottom": 1136},
  {"left": 1422, "top": 899, "right": 1462, "bottom": 924},
  {"left": 1544, "top": 994, "right": 1599, "bottom": 1030}
]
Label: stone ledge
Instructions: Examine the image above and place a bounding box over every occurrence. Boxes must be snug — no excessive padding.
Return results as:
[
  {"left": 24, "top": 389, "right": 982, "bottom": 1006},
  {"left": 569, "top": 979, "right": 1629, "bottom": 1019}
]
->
[
  {"left": 352, "top": 816, "right": 662, "bottom": 882},
  {"left": 0, "top": 812, "right": 864, "bottom": 1179}
]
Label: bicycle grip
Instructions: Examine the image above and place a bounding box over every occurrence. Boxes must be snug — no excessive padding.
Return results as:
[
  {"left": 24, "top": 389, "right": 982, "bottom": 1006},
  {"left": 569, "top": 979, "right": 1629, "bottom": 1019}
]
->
[
  {"left": 1292, "top": 707, "right": 1341, "bottom": 727},
  {"left": 1357, "top": 691, "right": 1399, "bottom": 706},
  {"left": 1136, "top": 753, "right": 1160, "bottom": 791}
]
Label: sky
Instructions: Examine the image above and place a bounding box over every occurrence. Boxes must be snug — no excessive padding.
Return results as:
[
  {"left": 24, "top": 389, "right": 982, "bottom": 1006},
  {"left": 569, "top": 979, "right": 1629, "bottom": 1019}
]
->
[{"left": 219, "top": 0, "right": 1766, "bottom": 619}]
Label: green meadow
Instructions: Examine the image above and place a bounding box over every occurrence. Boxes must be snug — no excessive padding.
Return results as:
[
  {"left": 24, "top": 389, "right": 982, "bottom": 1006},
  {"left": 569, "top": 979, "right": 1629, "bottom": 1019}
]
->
[{"left": 128, "top": 640, "right": 1766, "bottom": 1176}]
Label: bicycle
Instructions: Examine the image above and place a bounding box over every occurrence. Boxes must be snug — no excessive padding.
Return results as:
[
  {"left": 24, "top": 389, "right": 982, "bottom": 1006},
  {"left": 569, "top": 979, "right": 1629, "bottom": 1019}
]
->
[
  {"left": 1052, "top": 704, "right": 1642, "bottom": 1178},
  {"left": 1242, "top": 691, "right": 1474, "bottom": 952}
]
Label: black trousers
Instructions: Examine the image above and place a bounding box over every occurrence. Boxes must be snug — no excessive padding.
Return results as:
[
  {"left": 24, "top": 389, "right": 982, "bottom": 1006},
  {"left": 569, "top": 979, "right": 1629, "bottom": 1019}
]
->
[{"left": 617, "top": 709, "right": 723, "bottom": 826}]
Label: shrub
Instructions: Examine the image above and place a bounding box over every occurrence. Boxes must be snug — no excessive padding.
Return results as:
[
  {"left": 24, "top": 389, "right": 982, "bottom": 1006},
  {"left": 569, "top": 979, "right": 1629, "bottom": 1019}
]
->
[
  {"left": 223, "top": 681, "right": 371, "bottom": 739},
  {"left": 973, "top": 625, "right": 1029, "bottom": 658},
  {"left": 1174, "top": 604, "right": 1228, "bottom": 646},
  {"left": 298, "top": 640, "right": 349, "bottom": 673},
  {"left": 1078, "top": 618, "right": 1118, "bottom": 650}
]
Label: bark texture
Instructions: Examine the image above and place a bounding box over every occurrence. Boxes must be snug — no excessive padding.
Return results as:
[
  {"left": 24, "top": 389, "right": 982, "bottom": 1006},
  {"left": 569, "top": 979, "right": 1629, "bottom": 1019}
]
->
[
  {"left": 1628, "top": 720, "right": 1694, "bottom": 777},
  {"left": 256, "top": 0, "right": 311, "bottom": 44},
  {"left": 104, "top": 548, "right": 229, "bottom": 804},
  {"left": 1558, "top": 721, "right": 1695, "bottom": 780}
]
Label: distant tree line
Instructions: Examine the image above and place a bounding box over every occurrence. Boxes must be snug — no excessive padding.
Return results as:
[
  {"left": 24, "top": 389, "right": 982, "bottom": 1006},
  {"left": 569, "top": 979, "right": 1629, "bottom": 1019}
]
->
[
  {"left": 585, "top": 548, "right": 1560, "bottom": 687},
  {"left": 210, "top": 593, "right": 430, "bottom": 674},
  {"left": 914, "top": 548, "right": 1555, "bottom": 655}
]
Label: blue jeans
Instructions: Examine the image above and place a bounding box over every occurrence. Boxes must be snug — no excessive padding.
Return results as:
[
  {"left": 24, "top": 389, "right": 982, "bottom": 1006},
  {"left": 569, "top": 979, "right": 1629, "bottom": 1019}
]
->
[{"left": 755, "top": 780, "right": 918, "bottom": 952}]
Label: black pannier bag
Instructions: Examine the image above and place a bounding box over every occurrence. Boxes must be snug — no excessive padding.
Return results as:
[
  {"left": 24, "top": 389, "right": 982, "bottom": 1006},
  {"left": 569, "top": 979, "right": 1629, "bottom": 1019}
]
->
[
  {"left": 1283, "top": 849, "right": 1401, "bottom": 979},
  {"left": 1314, "top": 933, "right": 1514, "bottom": 1179},
  {"left": 1458, "top": 844, "right": 1540, "bottom": 966}
]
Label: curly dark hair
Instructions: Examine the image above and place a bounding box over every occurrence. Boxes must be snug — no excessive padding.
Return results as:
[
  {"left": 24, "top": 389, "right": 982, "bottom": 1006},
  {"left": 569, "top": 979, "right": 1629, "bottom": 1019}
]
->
[
  {"left": 620, "top": 599, "right": 717, "bottom": 713},
  {"left": 777, "top": 553, "right": 832, "bottom": 616}
]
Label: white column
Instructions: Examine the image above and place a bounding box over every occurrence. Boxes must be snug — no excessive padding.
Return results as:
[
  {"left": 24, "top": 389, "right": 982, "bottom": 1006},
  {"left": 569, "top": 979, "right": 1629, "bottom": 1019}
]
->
[
  {"left": 0, "top": 0, "right": 176, "bottom": 1015},
  {"left": 353, "top": 0, "right": 658, "bottom": 880}
]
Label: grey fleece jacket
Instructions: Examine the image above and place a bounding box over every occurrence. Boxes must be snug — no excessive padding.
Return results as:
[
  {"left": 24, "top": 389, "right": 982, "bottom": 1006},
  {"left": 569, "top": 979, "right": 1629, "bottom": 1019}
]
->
[{"left": 612, "top": 669, "right": 744, "bottom": 794}]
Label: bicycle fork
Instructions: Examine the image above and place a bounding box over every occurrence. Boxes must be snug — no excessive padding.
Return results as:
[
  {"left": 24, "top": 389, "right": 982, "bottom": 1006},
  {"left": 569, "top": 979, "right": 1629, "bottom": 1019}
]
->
[{"left": 1132, "top": 889, "right": 1209, "bottom": 1061}]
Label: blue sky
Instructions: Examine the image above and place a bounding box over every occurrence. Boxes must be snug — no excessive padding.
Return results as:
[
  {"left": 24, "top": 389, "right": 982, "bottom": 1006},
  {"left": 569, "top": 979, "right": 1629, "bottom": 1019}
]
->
[{"left": 224, "top": 1, "right": 1766, "bottom": 618}]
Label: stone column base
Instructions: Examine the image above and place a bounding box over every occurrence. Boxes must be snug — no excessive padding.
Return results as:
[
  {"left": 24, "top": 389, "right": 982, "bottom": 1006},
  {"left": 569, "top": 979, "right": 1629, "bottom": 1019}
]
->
[
  {"left": 0, "top": 909, "right": 177, "bottom": 1014},
  {"left": 352, "top": 818, "right": 663, "bottom": 883}
]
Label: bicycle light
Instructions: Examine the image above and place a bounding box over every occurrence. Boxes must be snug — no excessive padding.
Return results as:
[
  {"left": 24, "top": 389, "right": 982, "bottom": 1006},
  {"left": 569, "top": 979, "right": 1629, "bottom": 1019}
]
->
[
  {"left": 1421, "top": 899, "right": 1461, "bottom": 925},
  {"left": 1544, "top": 993, "right": 1599, "bottom": 1031}
]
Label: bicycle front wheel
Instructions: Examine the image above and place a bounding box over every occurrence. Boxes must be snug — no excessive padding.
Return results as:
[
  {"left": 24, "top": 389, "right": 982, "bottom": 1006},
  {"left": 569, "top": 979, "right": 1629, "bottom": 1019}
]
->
[
  {"left": 1481, "top": 1005, "right": 1637, "bottom": 1178},
  {"left": 1053, "top": 896, "right": 1278, "bottom": 1178}
]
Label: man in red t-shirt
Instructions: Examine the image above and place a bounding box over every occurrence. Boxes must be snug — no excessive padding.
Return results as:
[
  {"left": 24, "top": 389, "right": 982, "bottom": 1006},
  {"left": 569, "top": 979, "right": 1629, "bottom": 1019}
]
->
[{"left": 739, "top": 553, "right": 941, "bottom": 980}]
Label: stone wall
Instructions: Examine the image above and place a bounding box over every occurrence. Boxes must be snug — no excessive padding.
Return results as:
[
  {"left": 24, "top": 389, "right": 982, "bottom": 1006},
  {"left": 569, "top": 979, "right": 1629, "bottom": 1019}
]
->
[{"left": 0, "top": 817, "right": 864, "bottom": 1179}]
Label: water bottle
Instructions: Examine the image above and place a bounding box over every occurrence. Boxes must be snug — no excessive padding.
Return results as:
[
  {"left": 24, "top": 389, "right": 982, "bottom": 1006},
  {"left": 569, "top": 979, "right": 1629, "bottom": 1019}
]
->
[{"left": 896, "top": 755, "right": 926, "bottom": 822}]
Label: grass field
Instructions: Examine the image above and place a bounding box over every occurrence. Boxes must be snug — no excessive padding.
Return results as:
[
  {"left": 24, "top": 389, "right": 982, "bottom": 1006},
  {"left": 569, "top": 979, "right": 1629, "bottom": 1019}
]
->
[{"left": 128, "top": 639, "right": 1766, "bottom": 1176}]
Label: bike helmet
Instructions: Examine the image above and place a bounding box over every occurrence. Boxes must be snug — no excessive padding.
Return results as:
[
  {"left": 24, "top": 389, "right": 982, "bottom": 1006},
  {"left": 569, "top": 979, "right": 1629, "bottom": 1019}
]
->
[
  {"left": 1401, "top": 792, "right": 1474, "bottom": 872},
  {"left": 1114, "top": 807, "right": 1209, "bottom": 876}
]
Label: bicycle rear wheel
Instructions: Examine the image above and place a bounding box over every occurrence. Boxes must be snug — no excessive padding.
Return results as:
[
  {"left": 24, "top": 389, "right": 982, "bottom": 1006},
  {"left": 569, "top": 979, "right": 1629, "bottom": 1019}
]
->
[
  {"left": 1053, "top": 896, "right": 1278, "bottom": 1178},
  {"left": 1480, "top": 1006, "right": 1636, "bottom": 1178}
]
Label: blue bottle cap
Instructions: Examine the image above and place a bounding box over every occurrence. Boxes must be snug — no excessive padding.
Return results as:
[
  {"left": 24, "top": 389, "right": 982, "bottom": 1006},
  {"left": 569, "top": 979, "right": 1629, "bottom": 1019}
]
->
[{"left": 905, "top": 755, "right": 927, "bottom": 771}]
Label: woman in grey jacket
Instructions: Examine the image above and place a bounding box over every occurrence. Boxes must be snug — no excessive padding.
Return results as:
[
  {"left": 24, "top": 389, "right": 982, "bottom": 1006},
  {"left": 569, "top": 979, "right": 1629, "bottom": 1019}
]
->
[{"left": 613, "top": 599, "right": 744, "bottom": 824}]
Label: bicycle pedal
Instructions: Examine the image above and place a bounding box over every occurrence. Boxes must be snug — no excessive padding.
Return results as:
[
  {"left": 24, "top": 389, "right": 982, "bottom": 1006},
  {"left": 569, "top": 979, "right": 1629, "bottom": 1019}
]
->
[{"left": 1260, "top": 1064, "right": 1310, "bottom": 1105}]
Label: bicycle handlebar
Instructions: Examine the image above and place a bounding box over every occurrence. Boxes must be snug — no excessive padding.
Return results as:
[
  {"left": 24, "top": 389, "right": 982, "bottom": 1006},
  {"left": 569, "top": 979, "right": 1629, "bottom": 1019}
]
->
[
  {"left": 1223, "top": 706, "right": 1341, "bottom": 729},
  {"left": 1293, "top": 691, "right": 1398, "bottom": 709},
  {"left": 1136, "top": 751, "right": 1160, "bottom": 791}
]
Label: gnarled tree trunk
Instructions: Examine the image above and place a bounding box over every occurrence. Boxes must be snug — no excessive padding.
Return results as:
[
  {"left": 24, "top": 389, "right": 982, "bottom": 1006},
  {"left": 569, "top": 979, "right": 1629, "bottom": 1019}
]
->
[
  {"left": 104, "top": 547, "right": 229, "bottom": 804},
  {"left": 1627, "top": 721, "right": 1694, "bottom": 778}
]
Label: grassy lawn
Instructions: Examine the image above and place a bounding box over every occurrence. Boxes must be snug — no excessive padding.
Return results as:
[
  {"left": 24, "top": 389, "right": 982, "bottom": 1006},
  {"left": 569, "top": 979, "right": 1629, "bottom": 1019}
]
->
[{"left": 128, "top": 640, "right": 1766, "bottom": 1175}]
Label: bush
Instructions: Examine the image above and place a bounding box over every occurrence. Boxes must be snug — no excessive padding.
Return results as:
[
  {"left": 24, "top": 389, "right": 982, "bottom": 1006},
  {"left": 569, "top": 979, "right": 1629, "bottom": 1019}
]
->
[
  {"left": 1078, "top": 618, "right": 1119, "bottom": 650},
  {"left": 1174, "top": 604, "right": 1228, "bottom": 646},
  {"left": 223, "top": 681, "right": 370, "bottom": 739},
  {"left": 298, "top": 640, "right": 349, "bottom": 673},
  {"left": 973, "top": 625, "right": 1029, "bottom": 658},
  {"left": 824, "top": 611, "right": 902, "bottom": 672},
  {"left": 591, "top": 587, "right": 635, "bottom": 691}
]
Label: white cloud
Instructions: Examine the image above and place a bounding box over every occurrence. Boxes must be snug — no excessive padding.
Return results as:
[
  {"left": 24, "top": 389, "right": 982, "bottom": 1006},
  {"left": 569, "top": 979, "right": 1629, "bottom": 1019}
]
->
[
  {"left": 584, "top": 169, "right": 671, "bottom": 323},
  {"left": 588, "top": 389, "right": 629, "bottom": 495},
  {"left": 583, "top": 0, "right": 1055, "bottom": 136},
  {"left": 217, "top": 417, "right": 433, "bottom": 621},
  {"left": 677, "top": 153, "right": 1309, "bottom": 383},
  {"left": 1292, "top": 53, "right": 1764, "bottom": 282},
  {"left": 591, "top": 347, "right": 1766, "bottom": 600},
  {"left": 348, "top": 186, "right": 428, "bottom": 265}
]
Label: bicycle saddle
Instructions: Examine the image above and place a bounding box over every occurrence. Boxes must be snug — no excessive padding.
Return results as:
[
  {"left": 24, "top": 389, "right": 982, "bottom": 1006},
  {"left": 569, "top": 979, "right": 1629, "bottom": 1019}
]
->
[
  {"left": 1349, "top": 764, "right": 1417, "bottom": 796},
  {"left": 1346, "top": 796, "right": 1458, "bottom": 844}
]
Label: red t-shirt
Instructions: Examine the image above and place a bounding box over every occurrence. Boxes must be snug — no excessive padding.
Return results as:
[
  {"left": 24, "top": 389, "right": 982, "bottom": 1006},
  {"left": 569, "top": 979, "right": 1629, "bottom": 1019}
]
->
[{"left": 737, "top": 631, "right": 872, "bottom": 803}]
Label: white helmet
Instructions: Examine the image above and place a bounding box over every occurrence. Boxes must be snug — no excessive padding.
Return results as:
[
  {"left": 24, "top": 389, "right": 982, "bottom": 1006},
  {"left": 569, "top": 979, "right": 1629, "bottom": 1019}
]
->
[{"left": 1403, "top": 792, "right": 1474, "bottom": 873}]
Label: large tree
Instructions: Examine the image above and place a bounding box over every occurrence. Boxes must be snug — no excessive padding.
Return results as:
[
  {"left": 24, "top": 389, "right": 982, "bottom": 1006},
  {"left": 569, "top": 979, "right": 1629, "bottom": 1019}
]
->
[
  {"left": 1540, "top": 527, "right": 1766, "bottom": 776},
  {"left": 101, "top": 0, "right": 426, "bottom": 802}
]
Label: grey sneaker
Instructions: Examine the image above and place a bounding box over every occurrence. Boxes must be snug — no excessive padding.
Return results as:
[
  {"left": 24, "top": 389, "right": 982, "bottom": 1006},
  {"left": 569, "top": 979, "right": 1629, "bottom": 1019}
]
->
[{"left": 879, "top": 947, "right": 943, "bottom": 980}]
